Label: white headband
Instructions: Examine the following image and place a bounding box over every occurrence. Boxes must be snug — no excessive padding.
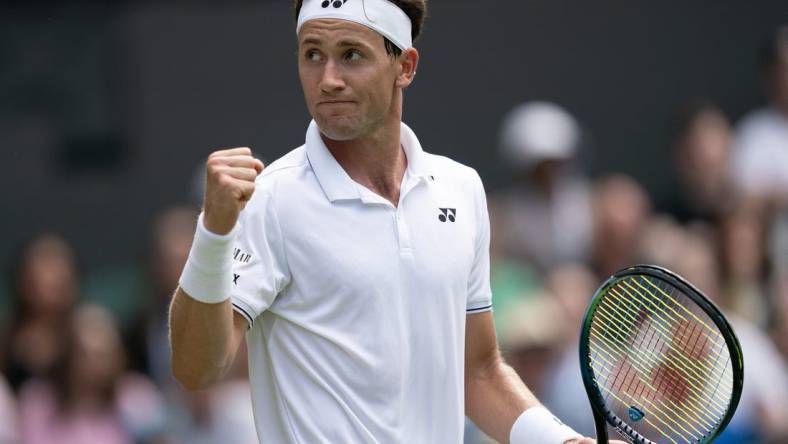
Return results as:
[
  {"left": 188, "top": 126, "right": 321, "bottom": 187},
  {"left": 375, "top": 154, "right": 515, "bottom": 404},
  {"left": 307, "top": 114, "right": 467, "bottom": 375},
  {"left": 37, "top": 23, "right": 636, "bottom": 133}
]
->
[{"left": 296, "top": 0, "right": 413, "bottom": 51}]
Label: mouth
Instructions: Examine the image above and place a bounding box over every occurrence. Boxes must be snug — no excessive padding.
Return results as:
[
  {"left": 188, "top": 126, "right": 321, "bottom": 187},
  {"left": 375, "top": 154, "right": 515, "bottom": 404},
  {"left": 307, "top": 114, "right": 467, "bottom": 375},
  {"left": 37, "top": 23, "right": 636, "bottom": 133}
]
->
[{"left": 318, "top": 100, "right": 355, "bottom": 105}]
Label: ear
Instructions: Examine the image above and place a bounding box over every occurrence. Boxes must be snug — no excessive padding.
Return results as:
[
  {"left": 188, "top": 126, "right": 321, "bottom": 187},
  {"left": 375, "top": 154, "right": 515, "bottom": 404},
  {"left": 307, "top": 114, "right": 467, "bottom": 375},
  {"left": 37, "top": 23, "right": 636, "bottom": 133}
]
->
[{"left": 395, "top": 48, "right": 419, "bottom": 88}]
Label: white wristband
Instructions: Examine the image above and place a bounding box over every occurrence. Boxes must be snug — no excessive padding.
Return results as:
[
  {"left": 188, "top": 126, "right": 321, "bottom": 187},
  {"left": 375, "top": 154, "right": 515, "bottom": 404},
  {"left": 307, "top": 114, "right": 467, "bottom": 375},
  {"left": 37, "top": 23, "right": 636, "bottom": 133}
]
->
[
  {"left": 510, "top": 406, "right": 582, "bottom": 444},
  {"left": 178, "top": 213, "right": 239, "bottom": 304}
]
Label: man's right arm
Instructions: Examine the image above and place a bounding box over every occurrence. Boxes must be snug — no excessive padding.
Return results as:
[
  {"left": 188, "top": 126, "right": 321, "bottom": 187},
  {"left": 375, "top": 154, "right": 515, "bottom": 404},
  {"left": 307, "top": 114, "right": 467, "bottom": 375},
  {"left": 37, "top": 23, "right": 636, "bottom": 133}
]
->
[
  {"left": 169, "top": 288, "right": 247, "bottom": 390},
  {"left": 169, "top": 147, "right": 264, "bottom": 390}
]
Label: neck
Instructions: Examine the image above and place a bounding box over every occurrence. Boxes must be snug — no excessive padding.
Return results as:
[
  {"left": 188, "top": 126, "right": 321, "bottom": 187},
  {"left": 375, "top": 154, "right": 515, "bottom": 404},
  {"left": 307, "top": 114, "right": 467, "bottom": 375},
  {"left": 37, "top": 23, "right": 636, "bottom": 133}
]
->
[{"left": 324, "top": 107, "right": 407, "bottom": 206}]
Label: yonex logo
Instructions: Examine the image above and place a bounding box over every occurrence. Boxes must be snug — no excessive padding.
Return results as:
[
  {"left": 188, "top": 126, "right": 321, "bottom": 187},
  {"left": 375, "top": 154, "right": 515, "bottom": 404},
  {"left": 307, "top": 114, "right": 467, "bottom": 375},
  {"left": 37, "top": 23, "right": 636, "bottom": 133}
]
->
[
  {"left": 233, "top": 274, "right": 240, "bottom": 285},
  {"left": 628, "top": 406, "right": 645, "bottom": 422},
  {"left": 438, "top": 208, "right": 456, "bottom": 223},
  {"left": 322, "top": 0, "right": 348, "bottom": 8}
]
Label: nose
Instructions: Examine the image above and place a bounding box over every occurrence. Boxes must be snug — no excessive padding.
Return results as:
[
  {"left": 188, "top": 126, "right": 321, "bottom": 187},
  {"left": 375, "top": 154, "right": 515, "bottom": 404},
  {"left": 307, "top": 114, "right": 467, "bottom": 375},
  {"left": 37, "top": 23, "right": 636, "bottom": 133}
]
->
[{"left": 320, "top": 59, "right": 345, "bottom": 94}]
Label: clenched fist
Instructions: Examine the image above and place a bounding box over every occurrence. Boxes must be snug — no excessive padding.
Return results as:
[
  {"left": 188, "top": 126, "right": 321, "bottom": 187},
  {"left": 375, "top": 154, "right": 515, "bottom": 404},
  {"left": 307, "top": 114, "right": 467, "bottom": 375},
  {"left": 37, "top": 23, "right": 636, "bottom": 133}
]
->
[{"left": 203, "top": 147, "right": 265, "bottom": 235}]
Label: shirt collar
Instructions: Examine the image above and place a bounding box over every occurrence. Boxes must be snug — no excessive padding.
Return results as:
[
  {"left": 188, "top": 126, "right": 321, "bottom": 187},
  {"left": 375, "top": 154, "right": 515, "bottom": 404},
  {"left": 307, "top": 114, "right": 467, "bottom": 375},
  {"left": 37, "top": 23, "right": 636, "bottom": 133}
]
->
[
  {"left": 400, "top": 121, "right": 430, "bottom": 180},
  {"left": 305, "top": 120, "right": 432, "bottom": 203}
]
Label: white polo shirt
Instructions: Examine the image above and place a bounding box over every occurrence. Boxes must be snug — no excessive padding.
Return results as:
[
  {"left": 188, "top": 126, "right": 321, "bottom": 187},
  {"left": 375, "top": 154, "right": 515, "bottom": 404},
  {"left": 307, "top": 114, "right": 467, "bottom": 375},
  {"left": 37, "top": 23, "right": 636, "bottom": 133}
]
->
[{"left": 230, "top": 120, "right": 492, "bottom": 443}]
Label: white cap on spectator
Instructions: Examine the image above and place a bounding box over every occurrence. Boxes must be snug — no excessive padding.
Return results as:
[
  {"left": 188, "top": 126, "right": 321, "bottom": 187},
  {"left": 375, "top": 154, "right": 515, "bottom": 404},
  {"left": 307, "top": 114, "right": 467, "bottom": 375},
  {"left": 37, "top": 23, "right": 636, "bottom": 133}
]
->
[{"left": 499, "top": 101, "right": 580, "bottom": 171}]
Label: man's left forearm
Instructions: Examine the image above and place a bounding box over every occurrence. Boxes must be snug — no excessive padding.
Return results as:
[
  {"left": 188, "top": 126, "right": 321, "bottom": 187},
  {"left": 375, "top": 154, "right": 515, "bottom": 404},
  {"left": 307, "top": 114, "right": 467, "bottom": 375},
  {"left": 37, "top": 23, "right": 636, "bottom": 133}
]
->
[
  {"left": 464, "top": 313, "right": 621, "bottom": 444},
  {"left": 465, "top": 354, "right": 540, "bottom": 443}
]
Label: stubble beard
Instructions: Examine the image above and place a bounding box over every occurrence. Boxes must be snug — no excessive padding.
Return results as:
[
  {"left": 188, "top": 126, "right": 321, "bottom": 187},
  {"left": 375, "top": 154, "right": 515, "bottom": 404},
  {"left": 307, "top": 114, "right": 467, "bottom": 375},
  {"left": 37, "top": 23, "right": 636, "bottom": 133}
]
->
[{"left": 316, "top": 114, "right": 365, "bottom": 141}]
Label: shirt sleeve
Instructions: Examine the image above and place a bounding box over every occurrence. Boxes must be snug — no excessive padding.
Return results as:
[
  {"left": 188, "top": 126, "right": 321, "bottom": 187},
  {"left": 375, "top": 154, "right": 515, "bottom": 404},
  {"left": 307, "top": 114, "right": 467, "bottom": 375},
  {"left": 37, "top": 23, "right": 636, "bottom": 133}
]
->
[
  {"left": 466, "top": 170, "right": 493, "bottom": 314},
  {"left": 230, "top": 189, "right": 290, "bottom": 327}
]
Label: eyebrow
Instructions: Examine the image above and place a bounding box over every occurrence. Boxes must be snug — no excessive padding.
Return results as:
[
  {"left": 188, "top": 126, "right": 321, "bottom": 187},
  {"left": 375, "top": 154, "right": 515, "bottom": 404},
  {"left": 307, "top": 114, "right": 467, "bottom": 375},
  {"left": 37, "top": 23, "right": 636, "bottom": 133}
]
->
[{"left": 300, "top": 37, "right": 371, "bottom": 49}]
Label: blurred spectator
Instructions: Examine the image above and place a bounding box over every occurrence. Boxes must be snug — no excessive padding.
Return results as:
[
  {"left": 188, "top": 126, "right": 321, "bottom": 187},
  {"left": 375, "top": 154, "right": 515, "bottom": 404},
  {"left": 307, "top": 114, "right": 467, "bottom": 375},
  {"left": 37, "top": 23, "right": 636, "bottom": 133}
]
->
[
  {"left": 637, "top": 214, "right": 687, "bottom": 268},
  {"left": 717, "top": 200, "right": 771, "bottom": 328},
  {"left": 670, "top": 101, "right": 735, "bottom": 222},
  {"left": 0, "top": 374, "right": 19, "bottom": 444},
  {"left": 487, "top": 198, "right": 542, "bottom": 330},
  {"left": 771, "top": 208, "right": 788, "bottom": 273},
  {"left": 492, "top": 101, "right": 593, "bottom": 272},
  {"left": 497, "top": 292, "right": 562, "bottom": 399},
  {"left": 770, "top": 208, "right": 788, "bottom": 361},
  {"left": 126, "top": 205, "right": 257, "bottom": 444},
  {"left": 127, "top": 205, "right": 198, "bottom": 389},
  {"left": 591, "top": 174, "right": 651, "bottom": 278},
  {"left": 1, "top": 233, "right": 78, "bottom": 392},
  {"left": 541, "top": 263, "right": 599, "bottom": 437},
  {"left": 732, "top": 25, "right": 788, "bottom": 203},
  {"left": 169, "top": 343, "right": 257, "bottom": 444},
  {"left": 669, "top": 230, "right": 788, "bottom": 443},
  {"left": 772, "top": 274, "right": 788, "bottom": 362},
  {"left": 18, "top": 305, "right": 168, "bottom": 444}
]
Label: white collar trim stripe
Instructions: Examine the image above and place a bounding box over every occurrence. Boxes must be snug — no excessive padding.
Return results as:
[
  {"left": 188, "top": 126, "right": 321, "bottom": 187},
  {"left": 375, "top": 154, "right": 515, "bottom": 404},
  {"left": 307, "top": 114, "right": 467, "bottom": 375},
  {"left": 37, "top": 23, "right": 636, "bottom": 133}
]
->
[{"left": 297, "top": 0, "right": 413, "bottom": 51}]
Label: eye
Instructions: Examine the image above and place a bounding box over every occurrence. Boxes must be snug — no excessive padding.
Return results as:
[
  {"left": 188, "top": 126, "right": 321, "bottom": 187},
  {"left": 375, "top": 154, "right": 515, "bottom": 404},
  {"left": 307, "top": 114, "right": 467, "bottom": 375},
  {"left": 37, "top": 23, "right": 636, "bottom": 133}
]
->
[
  {"left": 344, "top": 49, "right": 363, "bottom": 61},
  {"left": 305, "top": 49, "right": 322, "bottom": 62}
]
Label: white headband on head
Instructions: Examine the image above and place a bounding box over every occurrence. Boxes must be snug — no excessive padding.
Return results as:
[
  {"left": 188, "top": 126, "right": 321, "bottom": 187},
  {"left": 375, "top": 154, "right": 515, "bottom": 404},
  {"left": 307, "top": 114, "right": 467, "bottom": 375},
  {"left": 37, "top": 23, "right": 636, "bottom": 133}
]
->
[{"left": 297, "top": 0, "right": 413, "bottom": 51}]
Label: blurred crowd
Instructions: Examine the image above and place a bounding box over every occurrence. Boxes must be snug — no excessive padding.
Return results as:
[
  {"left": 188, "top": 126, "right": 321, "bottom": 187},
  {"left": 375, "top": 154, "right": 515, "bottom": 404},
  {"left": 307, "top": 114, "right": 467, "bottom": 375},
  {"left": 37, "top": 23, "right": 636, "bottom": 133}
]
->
[
  {"left": 472, "top": 26, "right": 788, "bottom": 444},
  {"left": 2, "top": 24, "right": 788, "bottom": 444}
]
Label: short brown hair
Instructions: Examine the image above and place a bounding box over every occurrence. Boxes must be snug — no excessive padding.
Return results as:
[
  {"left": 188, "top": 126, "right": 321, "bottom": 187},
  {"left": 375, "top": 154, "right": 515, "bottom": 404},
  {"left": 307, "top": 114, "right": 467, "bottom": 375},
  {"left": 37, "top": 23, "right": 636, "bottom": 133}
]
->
[{"left": 294, "top": 0, "right": 428, "bottom": 56}]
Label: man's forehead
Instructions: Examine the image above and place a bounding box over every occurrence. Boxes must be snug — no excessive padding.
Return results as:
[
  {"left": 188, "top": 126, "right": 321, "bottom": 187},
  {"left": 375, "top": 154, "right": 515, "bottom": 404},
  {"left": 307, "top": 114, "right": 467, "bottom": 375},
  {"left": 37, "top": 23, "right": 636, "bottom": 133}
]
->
[{"left": 298, "top": 19, "right": 382, "bottom": 44}]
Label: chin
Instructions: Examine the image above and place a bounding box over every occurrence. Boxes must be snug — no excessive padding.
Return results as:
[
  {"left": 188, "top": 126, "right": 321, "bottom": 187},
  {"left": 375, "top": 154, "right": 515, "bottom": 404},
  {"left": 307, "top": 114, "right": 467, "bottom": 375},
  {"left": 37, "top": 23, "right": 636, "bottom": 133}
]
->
[{"left": 315, "top": 115, "right": 364, "bottom": 141}]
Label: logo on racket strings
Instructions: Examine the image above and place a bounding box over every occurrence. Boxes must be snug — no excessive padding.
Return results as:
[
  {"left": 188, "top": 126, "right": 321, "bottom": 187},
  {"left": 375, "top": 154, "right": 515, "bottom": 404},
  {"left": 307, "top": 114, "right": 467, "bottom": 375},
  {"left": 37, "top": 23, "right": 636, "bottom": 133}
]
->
[
  {"left": 322, "top": 0, "right": 349, "bottom": 8},
  {"left": 628, "top": 406, "right": 645, "bottom": 422}
]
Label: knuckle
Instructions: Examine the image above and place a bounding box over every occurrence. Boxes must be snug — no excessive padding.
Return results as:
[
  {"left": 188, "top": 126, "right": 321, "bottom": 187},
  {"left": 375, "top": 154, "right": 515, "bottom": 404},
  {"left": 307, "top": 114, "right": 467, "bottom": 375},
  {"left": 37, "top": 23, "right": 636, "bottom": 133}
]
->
[
  {"left": 206, "top": 157, "right": 222, "bottom": 170},
  {"left": 217, "top": 175, "right": 233, "bottom": 188}
]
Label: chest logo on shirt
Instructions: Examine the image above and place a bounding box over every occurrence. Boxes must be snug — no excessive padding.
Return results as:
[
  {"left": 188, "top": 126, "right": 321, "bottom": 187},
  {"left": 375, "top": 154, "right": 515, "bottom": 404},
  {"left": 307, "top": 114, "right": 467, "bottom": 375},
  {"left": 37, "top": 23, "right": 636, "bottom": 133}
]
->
[
  {"left": 438, "top": 208, "right": 456, "bottom": 223},
  {"left": 233, "top": 248, "right": 252, "bottom": 263}
]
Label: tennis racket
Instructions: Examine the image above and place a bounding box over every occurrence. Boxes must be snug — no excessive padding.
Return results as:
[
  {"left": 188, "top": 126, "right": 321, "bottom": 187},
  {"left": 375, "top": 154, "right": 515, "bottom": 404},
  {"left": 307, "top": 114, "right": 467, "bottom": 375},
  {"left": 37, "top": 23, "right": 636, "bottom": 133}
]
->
[{"left": 579, "top": 265, "right": 743, "bottom": 444}]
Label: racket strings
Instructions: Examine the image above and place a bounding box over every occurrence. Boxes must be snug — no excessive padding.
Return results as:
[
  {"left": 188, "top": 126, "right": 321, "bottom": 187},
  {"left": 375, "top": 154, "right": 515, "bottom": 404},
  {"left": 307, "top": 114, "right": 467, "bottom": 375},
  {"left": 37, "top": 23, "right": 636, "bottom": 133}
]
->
[
  {"left": 594, "top": 291, "right": 732, "bottom": 413},
  {"left": 590, "top": 340, "right": 706, "bottom": 440},
  {"left": 588, "top": 277, "right": 735, "bottom": 444},
  {"left": 590, "top": 316, "right": 727, "bottom": 429},
  {"left": 639, "top": 277, "right": 721, "bottom": 338},
  {"left": 594, "top": 298, "right": 722, "bottom": 400},
  {"left": 590, "top": 339, "right": 722, "bottom": 444},
  {"left": 602, "top": 286, "right": 732, "bottom": 400},
  {"left": 590, "top": 320, "right": 726, "bottom": 431},
  {"left": 622, "top": 279, "right": 730, "bottom": 379},
  {"left": 591, "top": 353, "right": 700, "bottom": 443},
  {"left": 614, "top": 279, "right": 732, "bottom": 389}
]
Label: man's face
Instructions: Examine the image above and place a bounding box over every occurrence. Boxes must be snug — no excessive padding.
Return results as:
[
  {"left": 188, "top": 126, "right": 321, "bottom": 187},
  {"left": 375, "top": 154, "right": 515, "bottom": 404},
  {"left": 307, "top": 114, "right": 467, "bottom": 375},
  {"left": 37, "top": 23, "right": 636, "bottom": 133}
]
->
[{"left": 298, "top": 19, "right": 401, "bottom": 141}]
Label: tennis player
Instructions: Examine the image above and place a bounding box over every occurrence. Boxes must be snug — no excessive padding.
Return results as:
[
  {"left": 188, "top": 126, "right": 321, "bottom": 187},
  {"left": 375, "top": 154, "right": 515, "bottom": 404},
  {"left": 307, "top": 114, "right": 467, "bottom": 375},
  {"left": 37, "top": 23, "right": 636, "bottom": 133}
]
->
[{"left": 169, "top": 1, "right": 624, "bottom": 443}]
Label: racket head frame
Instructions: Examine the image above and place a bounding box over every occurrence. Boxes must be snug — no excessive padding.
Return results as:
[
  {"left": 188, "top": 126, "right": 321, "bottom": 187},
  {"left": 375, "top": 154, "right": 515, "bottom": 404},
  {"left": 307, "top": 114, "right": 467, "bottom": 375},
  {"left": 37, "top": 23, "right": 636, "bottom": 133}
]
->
[{"left": 578, "top": 264, "right": 744, "bottom": 444}]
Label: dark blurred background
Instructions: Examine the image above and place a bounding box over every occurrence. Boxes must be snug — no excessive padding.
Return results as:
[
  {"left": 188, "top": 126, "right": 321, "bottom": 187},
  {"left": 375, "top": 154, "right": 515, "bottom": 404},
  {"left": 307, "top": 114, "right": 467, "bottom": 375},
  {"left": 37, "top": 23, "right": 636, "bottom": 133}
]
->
[
  {"left": 2, "top": 1, "right": 788, "bottom": 444},
  {"left": 2, "top": 1, "right": 787, "bottom": 274}
]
